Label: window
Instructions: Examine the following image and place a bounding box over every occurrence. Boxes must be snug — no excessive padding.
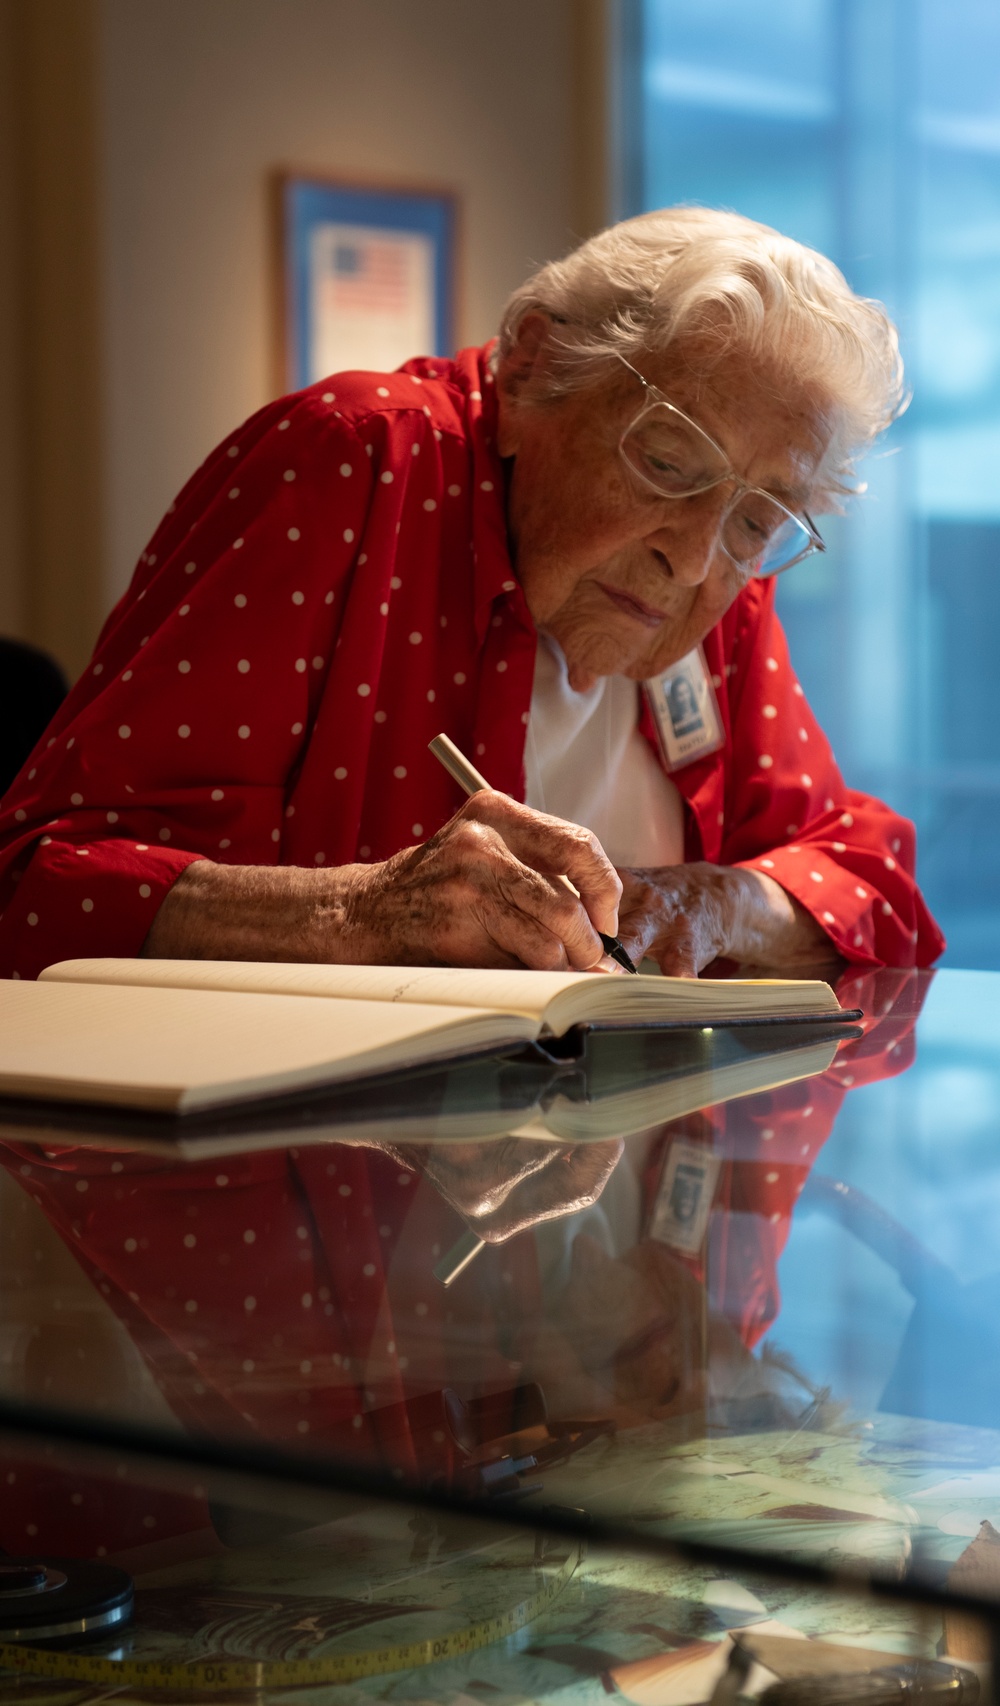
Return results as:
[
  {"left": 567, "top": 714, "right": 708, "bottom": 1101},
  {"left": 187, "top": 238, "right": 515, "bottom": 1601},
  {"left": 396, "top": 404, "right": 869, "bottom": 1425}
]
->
[{"left": 628, "top": 0, "right": 1000, "bottom": 966}]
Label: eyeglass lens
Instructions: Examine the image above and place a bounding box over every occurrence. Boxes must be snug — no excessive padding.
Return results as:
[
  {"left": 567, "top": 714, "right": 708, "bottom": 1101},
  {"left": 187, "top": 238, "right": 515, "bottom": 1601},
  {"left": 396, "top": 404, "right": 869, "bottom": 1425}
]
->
[{"left": 621, "top": 403, "right": 813, "bottom": 575}]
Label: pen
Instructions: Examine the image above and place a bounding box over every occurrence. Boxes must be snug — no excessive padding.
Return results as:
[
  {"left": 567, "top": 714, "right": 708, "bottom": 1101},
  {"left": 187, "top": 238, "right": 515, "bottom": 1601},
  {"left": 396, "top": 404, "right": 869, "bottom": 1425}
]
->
[{"left": 428, "top": 732, "right": 638, "bottom": 974}]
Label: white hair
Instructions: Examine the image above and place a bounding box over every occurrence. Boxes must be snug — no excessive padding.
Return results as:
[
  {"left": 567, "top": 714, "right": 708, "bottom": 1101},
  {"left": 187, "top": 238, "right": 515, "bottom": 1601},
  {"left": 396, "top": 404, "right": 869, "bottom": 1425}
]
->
[{"left": 496, "top": 206, "right": 906, "bottom": 499}]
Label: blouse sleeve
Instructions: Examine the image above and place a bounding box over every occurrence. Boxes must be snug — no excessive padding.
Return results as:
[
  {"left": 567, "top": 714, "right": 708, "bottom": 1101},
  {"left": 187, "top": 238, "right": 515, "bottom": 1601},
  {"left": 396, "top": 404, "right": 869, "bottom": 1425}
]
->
[
  {"left": 720, "top": 581, "right": 944, "bottom": 968},
  {"left": 0, "top": 393, "right": 374, "bottom": 980}
]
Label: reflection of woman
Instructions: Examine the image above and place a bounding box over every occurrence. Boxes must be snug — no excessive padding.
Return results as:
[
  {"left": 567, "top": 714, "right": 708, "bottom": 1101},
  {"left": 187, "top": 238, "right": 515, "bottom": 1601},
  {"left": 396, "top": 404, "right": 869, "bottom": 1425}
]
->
[{"left": 667, "top": 674, "right": 704, "bottom": 738}]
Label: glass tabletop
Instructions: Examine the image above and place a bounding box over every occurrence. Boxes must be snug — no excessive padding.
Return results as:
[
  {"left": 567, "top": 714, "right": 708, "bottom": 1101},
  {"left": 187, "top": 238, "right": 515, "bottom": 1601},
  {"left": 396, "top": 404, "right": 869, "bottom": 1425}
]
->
[{"left": 3, "top": 964, "right": 1000, "bottom": 1625}]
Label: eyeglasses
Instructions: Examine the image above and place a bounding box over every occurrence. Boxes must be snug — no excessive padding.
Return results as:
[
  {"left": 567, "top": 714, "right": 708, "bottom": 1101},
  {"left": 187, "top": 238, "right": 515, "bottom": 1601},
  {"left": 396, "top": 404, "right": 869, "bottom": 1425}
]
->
[{"left": 616, "top": 356, "right": 826, "bottom": 578}]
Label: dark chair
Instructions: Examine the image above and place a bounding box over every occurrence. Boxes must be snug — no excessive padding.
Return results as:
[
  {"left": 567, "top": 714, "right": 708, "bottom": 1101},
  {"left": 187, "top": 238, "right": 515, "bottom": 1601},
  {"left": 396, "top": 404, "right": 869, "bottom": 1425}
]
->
[{"left": 0, "top": 637, "right": 69, "bottom": 799}]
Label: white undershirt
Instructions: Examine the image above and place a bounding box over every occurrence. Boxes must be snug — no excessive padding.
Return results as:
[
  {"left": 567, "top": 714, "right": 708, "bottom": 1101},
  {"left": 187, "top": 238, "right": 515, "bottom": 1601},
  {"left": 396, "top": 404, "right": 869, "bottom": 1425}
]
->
[{"left": 523, "top": 635, "right": 685, "bottom": 868}]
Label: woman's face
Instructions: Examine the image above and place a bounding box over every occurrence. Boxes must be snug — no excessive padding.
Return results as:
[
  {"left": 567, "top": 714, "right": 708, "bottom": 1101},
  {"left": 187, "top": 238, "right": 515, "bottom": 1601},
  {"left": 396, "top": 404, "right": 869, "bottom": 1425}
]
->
[{"left": 497, "top": 318, "right": 833, "bottom": 692}]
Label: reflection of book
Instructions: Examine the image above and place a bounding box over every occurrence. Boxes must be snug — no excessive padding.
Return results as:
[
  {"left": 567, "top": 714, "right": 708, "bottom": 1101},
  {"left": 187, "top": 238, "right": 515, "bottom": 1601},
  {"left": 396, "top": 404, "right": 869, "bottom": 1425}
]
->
[{"left": 0, "top": 959, "right": 847, "bottom": 1116}]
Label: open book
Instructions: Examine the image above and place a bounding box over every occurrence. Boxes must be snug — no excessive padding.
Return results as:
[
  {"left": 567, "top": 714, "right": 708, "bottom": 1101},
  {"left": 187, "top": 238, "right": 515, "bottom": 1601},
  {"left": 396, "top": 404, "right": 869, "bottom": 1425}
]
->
[{"left": 0, "top": 959, "right": 848, "bottom": 1116}]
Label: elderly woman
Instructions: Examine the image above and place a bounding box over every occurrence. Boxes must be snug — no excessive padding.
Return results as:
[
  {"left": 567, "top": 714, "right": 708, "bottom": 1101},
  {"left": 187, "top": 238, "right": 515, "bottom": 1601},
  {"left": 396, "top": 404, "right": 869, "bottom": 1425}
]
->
[{"left": 0, "top": 207, "right": 942, "bottom": 980}]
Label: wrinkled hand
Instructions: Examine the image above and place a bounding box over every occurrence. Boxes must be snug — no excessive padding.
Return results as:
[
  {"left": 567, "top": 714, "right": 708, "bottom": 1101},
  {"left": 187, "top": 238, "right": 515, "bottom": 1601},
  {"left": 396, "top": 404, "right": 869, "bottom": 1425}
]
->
[
  {"left": 395, "top": 1136, "right": 624, "bottom": 1243},
  {"left": 616, "top": 861, "right": 831, "bottom": 978},
  {"left": 344, "top": 792, "right": 622, "bottom": 970}
]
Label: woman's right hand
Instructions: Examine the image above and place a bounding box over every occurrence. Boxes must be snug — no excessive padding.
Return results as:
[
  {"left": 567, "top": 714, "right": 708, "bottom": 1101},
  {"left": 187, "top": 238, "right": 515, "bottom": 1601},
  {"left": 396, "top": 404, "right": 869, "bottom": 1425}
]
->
[{"left": 339, "top": 791, "right": 622, "bottom": 970}]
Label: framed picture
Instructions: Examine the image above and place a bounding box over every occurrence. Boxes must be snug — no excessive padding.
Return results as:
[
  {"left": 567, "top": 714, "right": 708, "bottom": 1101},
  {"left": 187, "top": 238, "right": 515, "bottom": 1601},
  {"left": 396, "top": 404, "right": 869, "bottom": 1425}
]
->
[{"left": 277, "top": 174, "right": 458, "bottom": 391}]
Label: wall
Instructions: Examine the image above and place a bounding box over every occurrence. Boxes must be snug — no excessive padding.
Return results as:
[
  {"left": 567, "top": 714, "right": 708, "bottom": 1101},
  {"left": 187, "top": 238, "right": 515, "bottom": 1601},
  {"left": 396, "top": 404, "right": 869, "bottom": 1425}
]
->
[
  {"left": 97, "top": 0, "right": 577, "bottom": 611},
  {"left": 1, "top": 0, "right": 598, "bottom": 677}
]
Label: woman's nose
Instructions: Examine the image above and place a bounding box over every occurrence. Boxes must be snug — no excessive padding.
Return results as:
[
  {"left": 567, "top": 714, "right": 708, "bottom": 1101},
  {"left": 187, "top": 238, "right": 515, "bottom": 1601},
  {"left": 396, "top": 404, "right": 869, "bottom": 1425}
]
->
[{"left": 646, "top": 495, "right": 725, "bottom": 586}]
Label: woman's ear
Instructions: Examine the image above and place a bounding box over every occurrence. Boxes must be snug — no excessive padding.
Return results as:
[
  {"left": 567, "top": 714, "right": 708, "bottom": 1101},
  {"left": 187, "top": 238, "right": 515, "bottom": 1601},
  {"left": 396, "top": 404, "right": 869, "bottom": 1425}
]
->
[{"left": 495, "top": 312, "right": 552, "bottom": 456}]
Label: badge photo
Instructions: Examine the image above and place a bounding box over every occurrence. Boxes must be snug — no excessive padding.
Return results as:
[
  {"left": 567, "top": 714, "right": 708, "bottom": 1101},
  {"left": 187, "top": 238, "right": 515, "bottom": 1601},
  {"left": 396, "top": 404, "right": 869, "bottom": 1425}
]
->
[{"left": 645, "top": 645, "right": 725, "bottom": 773}]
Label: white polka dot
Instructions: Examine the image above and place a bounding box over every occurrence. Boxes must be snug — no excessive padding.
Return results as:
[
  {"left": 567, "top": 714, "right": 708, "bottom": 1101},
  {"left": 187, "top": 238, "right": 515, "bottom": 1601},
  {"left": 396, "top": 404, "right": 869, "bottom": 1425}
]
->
[
  {"left": 312, "top": 656, "right": 323, "bottom": 670},
  {"left": 380, "top": 470, "right": 394, "bottom": 484},
  {"left": 27, "top": 912, "right": 37, "bottom": 926},
  {"left": 295, "top": 657, "right": 306, "bottom": 672},
  {"left": 448, "top": 483, "right": 461, "bottom": 496},
  {"left": 322, "top": 391, "right": 335, "bottom": 403},
  {"left": 390, "top": 575, "right": 402, "bottom": 589},
  {"left": 496, "top": 659, "right": 507, "bottom": 673},
  {"left": 238, "top": 724, "right": 250, "bottom": 739},
  {"left": 343, "top": 528, "right": 355, "bottom": 543},
  {"left": 793, "top": 682, "right": 804, "bottom": 697},
  {"left": 822, "top": 910, "right": 835, "bottom": 924},
  {"left": 81, "top": 898, "right": 94, "bottom": 913},
  {"left": 454, "top": 671, "right": 466, "bottom": 685},
  {"left": 292, "top": 589, "right": 305, "bottom": 605},
  {"left": 711, "top": 673, "right": 722, "bottom": 688},
  {"left": 118, "top": 724, "right": 131, "bottom": 739},
  {"left": 292, "top": 721, "right": 303, "bottom": 735},
  {"left": 766, "top": 1170, "right": 780, "bottom": 1184},
  {"left": 287, "top": 527, "right": 300, "bottom": 541},
  {"left": 14, "top": 808, "right": 26, "bottom": 821},
  {"left": 423, "top": 498, "right": 436, "bottom": 511},
  {"left": 800, "top": 773, "right": 812, "bottom": 788},
  {"left": 799, "top": 727, "right": 809, "bottom": 742},
  {"left": 228, "top": 486, "right": 240, "bottom": 500},
  {"left": 69, "top": 791, "right": 83, "bottom": 806},
  {"left": 334, "top": 766, "right": 347, "bottom": 780},
  {"left": 283, "top": 469, "right": 296, "bottom": 482},
  {"left": 219, "top": 838, "right": 230, "bottom": 849},
  {"left": 363, "top": 1262, "right": 376, "bottom": 1277},
  {"left": 765, "top": 656, "right": 779, "bottom": 672},
  {"left": 832, "top": 840, "right": 846, "bottom": 853},
  {"left": 124, "top": 1238, "right": 137, "bottom": 1253},
  {"left": 840, "top": 812, "right": 853, "bottom": 828},
  {"left": 184, "top": 561, "right": 197, "bottom": 575},
  {"left": 177, "top": 659, "right": 191, "bottom": 675},
  {"left": 854, "top": 933, "right": 864, "bottom": 947},
  {"left": 374, "top": 709, "right": 387, "bottom": 723},
  {"left": 233, "top": 537, "right": 244, "bottom": 550},
  {"left": 891, "top": 837, "right": 901, "bottom": 853},
  {"left": 855, "top": 885, "right": 867, "bottom": 899},
  {"left": 377, "top": 386, "right": 390, "bottom": 397},
  {"left": 758, "top": 754, "right": 773, "bottom": 769},
  {"left": 325, "top": 590, "right": 334, "bottom": 604},
  {"left": 481, "top": 479, "right": 493, "bottom": 492},
  {"left": 227, "top": 444, "right": 239, "bottom": 457},
  {"left": 882, "top": 901, "right": 893, "bottom": 916},
  {"left": 244, "top": 1296, "right": 256, "bottom": 1312},
  {"left": 409, "top": 631, "right": 422, "bottom": 645},
  {"left": 234, "top": 593, "right": 247, "bottom": 608},
  {"left": 159, "top": 828, "right": 171, "bottom": 840},
  {"left": 760, "top": 857, "right": 775, "bottom": 869},
  {"left": 393, "top": 765, "right": 407, "bottom": 779},
  {"left": 809, "top": 870, "right": 823, "bottom": 883},
  {"left": 502, "top": 579, "right": 516, "bottom": 592},
  {"left": 139, "top": 883, "right": 151, "bottom": 899},
  {"left": 412, "top": 822, "right": 423, "bottom": 837},
  {"left": 762, "top": 704, "right": 777, "bottom": 718},
  {"left": 178, "top": 606, "right": 190, "bottom": 616},
  {"left": 314, "top": 851, "right": 325, "bottom": 864},
  {"left": 338, "top": 1183, "right": 352, "bottom": 1197},
  {"left": 357, "top": 683, "right": 371, "bottom": 697},
  {"left": 380, "top": 601, "right": 389, "bottom": 615},
  {"left": 93, "top": 662, "right": 104, "bottom": 675},
  {"left": 427, "top": 689, "right": 436, "bottom": 703},
  {"left": 178, "top": 724, "right": 190, "bottom": 739},
  {"left": 884, "top": 854, "right": 896, "bottom": 870}
]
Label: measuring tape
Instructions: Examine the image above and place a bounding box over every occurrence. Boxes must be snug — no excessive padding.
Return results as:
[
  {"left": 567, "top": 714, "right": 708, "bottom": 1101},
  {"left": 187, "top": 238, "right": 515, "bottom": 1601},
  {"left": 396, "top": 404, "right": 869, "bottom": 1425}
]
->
[{"left": 0, "top": 1543, "right": 582, "bottom": 1693}]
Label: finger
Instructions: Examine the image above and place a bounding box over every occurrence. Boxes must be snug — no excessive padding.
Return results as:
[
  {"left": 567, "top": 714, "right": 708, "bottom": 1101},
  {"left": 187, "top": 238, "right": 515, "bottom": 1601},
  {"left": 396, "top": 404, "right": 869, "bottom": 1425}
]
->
[
  {"left": 464, "top": 793, "right": 622, "bottom": 938},
  {"left": 486, "top": 851, "right": 608, "bottom": 970}
]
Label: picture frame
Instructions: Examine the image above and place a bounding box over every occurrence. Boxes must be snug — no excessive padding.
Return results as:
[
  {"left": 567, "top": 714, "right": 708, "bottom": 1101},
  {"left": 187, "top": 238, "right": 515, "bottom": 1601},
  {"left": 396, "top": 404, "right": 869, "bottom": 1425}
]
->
[{"left": 276, "top": 173, "right": 458, "bottom": 392}]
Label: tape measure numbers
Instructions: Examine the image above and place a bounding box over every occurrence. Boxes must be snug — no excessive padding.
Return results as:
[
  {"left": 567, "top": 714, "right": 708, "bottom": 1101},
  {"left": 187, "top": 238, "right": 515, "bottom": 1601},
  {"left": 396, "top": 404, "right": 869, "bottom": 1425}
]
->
[{"left": 0, "top": 1543, "right": 582, "bottom": 1693}]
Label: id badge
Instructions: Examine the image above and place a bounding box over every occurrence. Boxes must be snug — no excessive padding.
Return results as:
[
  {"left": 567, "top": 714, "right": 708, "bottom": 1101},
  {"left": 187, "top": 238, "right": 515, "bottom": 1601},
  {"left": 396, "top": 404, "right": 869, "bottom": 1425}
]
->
[
  {"left": 648, "top": 1139, "right": 721, "bottom": 1257},
  {"left": 645, "top": 644, "right": 725, "bottom": 773}
]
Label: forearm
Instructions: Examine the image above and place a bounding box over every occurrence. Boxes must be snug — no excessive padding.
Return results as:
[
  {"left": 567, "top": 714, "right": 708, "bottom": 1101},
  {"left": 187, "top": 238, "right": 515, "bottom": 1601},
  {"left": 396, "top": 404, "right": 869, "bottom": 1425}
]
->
[
  {"left": 141, "top": 860, "right": 369, "bottom": 963},
  {"left": 721, "top": 867, "right": 832, "bottom": 969}
]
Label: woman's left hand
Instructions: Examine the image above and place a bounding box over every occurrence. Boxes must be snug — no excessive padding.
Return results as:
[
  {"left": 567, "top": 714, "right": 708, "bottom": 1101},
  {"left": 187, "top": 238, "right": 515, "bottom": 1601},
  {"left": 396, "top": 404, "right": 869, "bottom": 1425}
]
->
[{"left": 616, "top": 862, "right": 834, "bottom": 977}]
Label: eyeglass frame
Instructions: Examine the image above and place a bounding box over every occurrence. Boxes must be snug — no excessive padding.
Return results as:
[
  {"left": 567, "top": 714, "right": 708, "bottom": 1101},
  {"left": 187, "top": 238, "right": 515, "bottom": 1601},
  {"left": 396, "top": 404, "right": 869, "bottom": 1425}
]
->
[{"left": 615, "top": 354, "right": 827, "bottom": 578}]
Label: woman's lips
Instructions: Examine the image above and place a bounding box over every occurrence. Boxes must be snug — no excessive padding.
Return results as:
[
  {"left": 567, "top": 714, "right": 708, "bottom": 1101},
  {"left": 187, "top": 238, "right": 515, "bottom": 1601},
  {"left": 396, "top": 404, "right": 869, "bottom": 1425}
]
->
[{"left": 596, "top": 582, "right": 667, "bottom": 628}]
